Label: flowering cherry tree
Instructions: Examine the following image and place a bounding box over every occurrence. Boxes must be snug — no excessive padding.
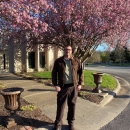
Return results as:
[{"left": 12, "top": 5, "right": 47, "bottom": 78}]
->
[{"left": 0, "top": 0, "right": 130, "bottom": 63}]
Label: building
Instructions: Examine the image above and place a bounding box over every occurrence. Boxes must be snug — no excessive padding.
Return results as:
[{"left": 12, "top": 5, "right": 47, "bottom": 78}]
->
[{"left": 0, "top": 42, "right": 63, "bottom": 73}]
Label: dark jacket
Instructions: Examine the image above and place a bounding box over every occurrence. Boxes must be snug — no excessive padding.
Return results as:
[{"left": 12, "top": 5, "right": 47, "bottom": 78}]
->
[{"left": 52, "top": 56, "right": 84, "bottom": 87}]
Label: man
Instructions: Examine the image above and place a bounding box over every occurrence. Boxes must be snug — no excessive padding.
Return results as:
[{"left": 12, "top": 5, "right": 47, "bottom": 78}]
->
[{"left": 52, "top": 45, "right": 84, "bottom": 130}]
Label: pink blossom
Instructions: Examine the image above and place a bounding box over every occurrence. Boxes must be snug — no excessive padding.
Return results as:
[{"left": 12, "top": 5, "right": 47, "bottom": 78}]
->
[{"left": 0, "top": 0, "right": 129, "bottom": 58}]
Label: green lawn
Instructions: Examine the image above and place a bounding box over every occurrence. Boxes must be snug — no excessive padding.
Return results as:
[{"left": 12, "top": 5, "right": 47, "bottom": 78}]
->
[
  {"left": 26, "top": 70, "right": 117, "bottom": 90},
  {"left": 32, "top": 71, "right": 51, "bottom": 79},
  {"left": 84, "top": 70, "right": 117, "bottom": 90}
]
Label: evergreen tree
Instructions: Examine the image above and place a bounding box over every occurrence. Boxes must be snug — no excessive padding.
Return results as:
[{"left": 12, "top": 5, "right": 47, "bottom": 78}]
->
[
  {"left": 124, "top": 47, "right": 130, "bottom": 62},
  {"left": 110, "top": 51, "right": 117, "bottom": 63}
]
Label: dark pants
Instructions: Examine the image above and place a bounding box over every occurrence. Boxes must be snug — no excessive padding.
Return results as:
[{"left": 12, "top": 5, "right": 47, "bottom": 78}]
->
[{"left": 54, "top": 84, "right": 78, "bottom": 127}]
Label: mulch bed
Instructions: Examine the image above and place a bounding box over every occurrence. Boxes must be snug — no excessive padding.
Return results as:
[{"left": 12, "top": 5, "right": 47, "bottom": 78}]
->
[
  {"left": 79, "top": 86, "right": 104, "bottom": 104},
  {"left": 0, "top": 79, "right": 105, "bottom": 130},
  {"left": 79, "top": 92, "right": 103, "bottom": 104},
  {"left": 0, "top": 94, "right": 53, "bottom": 130}
]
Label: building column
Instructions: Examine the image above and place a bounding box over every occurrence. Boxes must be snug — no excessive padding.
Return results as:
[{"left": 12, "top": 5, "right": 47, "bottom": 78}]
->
[
  {"left": 35, "top": 44, "right": 39, "bottom": 71},
  {"left": 45, "top": 50, "right": 49, "bottom": 70},
  {"left": 25, "top": 50, "right": 28, "bottom": 72},
  {"left": 21, "top": 44, "right": 26, "bottom": 72},
  {"left": 8, "top": 42, "right": 14, "bottom": 73},
  {"left": 54, "top": 47, "right": 58, "bottom": 60}
]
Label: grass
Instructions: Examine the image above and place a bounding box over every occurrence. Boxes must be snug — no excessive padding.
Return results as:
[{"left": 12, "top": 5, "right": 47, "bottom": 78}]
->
[
  {"left": 101, "top": 74, "right": 117, "bottom": 90},
  {"left": 25, "top": 70, "right": 117, "bottom": 91},
  {"left": 20, "top": 104, "right": 37, "bottom": 111},
  {"left": 84, "top": 70, "right": 117, "bottom": 90},
  {"left": 26, "top": 71, "right": 51, "bottom": 79},
  {"left": 0, "top": 83, "right": 6, "bottom": 88}
]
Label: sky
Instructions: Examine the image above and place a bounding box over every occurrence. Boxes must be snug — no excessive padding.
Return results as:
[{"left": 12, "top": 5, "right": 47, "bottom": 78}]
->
[{"left": 96, "top": 43, "right": 108, "bottom": 51}]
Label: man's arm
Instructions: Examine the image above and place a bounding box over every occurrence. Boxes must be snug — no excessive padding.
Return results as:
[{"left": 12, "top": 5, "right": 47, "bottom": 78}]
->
[
  {"left": 52, "top": 60, "right": 58, "bottom": 86},
  {"left": 78, "top": 61, "right": 84, "bottom": 86},
  {"left": 52, "top": 60, "right": 61, "bottom": 92}
]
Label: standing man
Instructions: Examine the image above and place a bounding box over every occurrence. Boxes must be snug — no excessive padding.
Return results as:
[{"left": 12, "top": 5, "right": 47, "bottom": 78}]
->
[{"left": 52, "top": 45, "right": 84, "bottom": 130}]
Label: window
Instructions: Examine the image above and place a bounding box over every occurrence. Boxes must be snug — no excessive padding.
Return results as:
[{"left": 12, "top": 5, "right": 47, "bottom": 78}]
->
[
  {"left": 28, "top": 52, "right": 35, "bottom": 68},
  {"left": 39, "top": 52, "right": 45, "bottom": 68}
]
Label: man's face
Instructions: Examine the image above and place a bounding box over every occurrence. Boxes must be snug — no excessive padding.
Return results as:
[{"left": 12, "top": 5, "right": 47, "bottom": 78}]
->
[{"left": 64, "top": 46, "right": 72, "bottom": 57}]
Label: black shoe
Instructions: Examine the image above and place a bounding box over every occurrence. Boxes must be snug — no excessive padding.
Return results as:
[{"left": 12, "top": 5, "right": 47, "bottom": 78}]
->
[
  {"left": 69, "top": 128, "right": 75, "bottom": 130},
  {"left": 52, "top": 127, "right": 62, "bottom": 130},
  {"left": 69, "top": 128, "right": 76, "bottom": 130}
]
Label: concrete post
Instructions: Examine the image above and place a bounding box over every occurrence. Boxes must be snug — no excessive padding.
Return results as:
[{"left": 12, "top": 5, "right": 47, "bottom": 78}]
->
[
  {"left": 35, "top": 44, "right": 39, "bottom": 71},
  {"left": 8, "top": 41, "right": 14, "bottom": 73},
  {"left": 55, "top": 47, "right": 58, "bottom": 60},
  {"left": 25, "top": 50, "right": 28, "bottom": 72},
  {"left": 21, "top": 44, "right": 26, "bottom": 72},
  {"left": 45, "top": 50, "right": 49, "bottom": 70}
]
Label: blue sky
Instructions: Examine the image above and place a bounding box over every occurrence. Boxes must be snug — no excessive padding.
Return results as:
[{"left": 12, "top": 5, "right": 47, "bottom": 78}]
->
[{"left": 96, "top": 43, "right": 108, "bottom": 51}]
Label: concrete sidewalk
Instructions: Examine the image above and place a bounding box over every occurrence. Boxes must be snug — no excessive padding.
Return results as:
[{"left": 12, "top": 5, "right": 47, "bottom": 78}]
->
[{"left": 0, "top": 73, "right": 130, "bottom": 130}]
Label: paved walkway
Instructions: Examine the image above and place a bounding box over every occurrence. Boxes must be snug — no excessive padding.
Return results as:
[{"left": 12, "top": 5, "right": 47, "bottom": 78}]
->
[{"left": 0, "top": 73, "right": 130, "bottom": 130}]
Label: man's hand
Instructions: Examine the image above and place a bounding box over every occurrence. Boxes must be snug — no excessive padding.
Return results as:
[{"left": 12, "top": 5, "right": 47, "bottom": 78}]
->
[
  {"left": 55, "top": 86, "right": 61, "bottom": 92},
  {"left": 77, "top": 85, "right": 82, "bottom": 91}
]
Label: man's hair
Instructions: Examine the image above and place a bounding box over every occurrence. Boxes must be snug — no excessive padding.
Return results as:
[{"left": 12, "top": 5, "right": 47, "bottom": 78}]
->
[
  {"left": 64, "top": 45, "right": 72, "bottom": 48},
  {"left": 64, "top": 45, "right": 74, "bottom": 53}
]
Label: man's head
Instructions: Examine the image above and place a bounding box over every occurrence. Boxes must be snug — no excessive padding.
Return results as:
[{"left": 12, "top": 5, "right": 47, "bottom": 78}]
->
[{"left": 64, "top": 45, "right": 72, "bottom": 58}]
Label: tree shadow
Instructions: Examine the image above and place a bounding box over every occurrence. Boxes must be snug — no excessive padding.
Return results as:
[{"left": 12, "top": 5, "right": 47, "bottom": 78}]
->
[
  {"left": 0, "top": 75, "right": 27, "bottom": 80},
  {"left": 43, "top": 82, "right": 53, "bottom": 87},
  {"left": 28, "top": 88, "right": 55, "bottom": 92},
  {"left": 102, "top": 89, "right": 130, "bottom": 99},
  {"left": 38, "top": 124, "right": 69, "bottom": 130},
  {"left": 80, "top": 87, "right": 119, "bottom": 98},
  {"left": 102, "top": 90, "right": 116, "bottom": 96},
  {"left": 0, "top": 115, "right": 70, "bottom": 130},
  {"left": 114, "top": 95, "right": 130, "bottom": 98},
  {"left": 99, "top": 89, "right": 130, "bottom": 99},
  {"left": 0, "top": 115, "right": 53, "bottom": 128}
]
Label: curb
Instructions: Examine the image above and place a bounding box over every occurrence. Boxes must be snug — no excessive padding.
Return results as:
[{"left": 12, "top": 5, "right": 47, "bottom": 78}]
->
[{"left": 99, "top": 76, "right": 121, "bottom": 107}]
